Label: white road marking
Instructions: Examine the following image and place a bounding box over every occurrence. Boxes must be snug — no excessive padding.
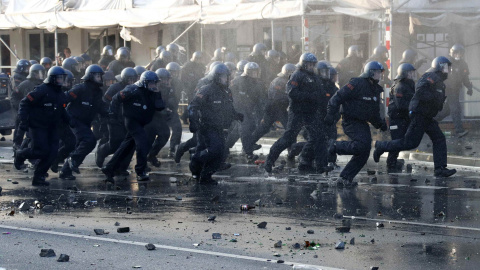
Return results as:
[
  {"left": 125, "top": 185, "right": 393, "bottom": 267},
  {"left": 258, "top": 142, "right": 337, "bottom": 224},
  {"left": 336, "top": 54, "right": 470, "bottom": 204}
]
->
[{"left": 0, "top": 224, "right": 343, "bottom": 270}]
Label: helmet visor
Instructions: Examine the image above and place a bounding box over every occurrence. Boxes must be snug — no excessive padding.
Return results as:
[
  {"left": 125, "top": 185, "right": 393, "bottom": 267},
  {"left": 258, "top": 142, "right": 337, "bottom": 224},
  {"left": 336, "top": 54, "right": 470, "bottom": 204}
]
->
[
  {"left": 55, "top": 74, "right": 66, "bottom": 86},
  {"left": 93, "top": 73, "right": 103, "bottom": 84},
  {"left": 441, "top": 64, "right": 451, "bottom": 74},
  {"left": 372, "top": 70, "right": 384, "bottom": 81},
  {"left": 407, "top": 70, "right": 417, "bottom": 81},
  {"left": 146, "top": 81, "right": 159, "bottom": 92},
  {"left": 218, "top": 74, "right": 229, "bottom": 86},
  {"left": 126, "top": 76, "right": 136, "bottom": 85},
  {"left": 107, "top": 49, "right": 113, "bottom": 56},
  {"left": 158, "top": 77, "right": 171, "bottom": 88},
  {"left": 319, "top": 69, "right": 330, "bottom": 80}
]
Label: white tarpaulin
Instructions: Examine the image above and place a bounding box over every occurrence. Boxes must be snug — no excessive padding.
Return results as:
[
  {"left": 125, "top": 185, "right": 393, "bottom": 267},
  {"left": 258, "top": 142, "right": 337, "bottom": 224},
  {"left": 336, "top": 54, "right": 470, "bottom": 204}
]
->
[
  {"left": 335, "top": 0, "right": 480, "bottom": 13},
  {"left": 0, "top": 0, "right": 303, "bottom": 29}
]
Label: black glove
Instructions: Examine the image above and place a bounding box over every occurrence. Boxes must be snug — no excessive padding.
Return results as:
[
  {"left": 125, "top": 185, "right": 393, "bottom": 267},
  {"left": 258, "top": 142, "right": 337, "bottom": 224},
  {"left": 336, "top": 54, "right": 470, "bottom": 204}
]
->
[
  {"left": 324, "top": 114, "right": 335, "bottom": 126},
  {"left": 467, "top": 88, "right": 473, "bottom": 96},
  {"left": 236, "top": 113, "right": 244, "bottom": 122},
  {"left": 18, "top": 121, "right": 28, "bottom": 131},
  {"left": 377, "top": 120, "right": 387, "bottom": 131},
  {"left": 189, "top": 120, "right": 198, "bottom": 133}
]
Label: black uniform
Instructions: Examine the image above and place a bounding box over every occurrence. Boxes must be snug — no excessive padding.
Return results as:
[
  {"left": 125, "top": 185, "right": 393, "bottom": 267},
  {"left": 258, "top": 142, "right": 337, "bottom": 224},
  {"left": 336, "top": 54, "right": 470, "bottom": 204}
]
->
[
  {"left": 265, "top": 68, "right": 325, "bottom": 172},
  {"left": 439, "top": 57, "right": 473, "bottom": 134},
  {"left": 247, "top": 55, "right": 268, "bottom": 86},
  {"left": 181, "top": 61, "right": 206, "bottom": 101},
  {"left": 149, "top": 59, "right": 167, "bottom": 71},
  {"left": 10, "top": 72, "right": 27, "bottom": 97},
  {"left": 365, "top": 56, "right": 391, "bottom": 86},
  {"left": 98, "top": 55, "right": 115, "bottom": 71},
  {"left": 386, "top": 78, "right": 415, "bottom": 169},
  {"left": 189, "top": 82, "right": 239, "bottom": 180},
  {"left": 375, "top": 72, "right": 448, "bottom": 170},
  {"left": 103, "top": 84, "right": 165, "bottom": 176},
  {"left": 61, "top": 81, "right": 107, "bottom": 176},
  {"left": 230, "top": 75, "right": 264, "bottom": 155},
  {"left": 15, "top": 83, "right": 67, "bottom": 180},
  {"left": 95, "top": 81, "right": 130, "bottom": 167},
  {"left": 265, "top": 59, "right": 281, "bottom": 86},
  {"left": 12, "top": 78, "right": 43, "bottom": 147},
  {"left": 107, "top": 60, "right": 126, "bottom": 76},
  {"left": 327, "top": 76, "right": 384, "bottom": 181},
  {"left": 336, "top": 56, "right": 363, "bottom": 88},
  {"left": 248, "top": 75, "right": 289, "bottom": 149}
]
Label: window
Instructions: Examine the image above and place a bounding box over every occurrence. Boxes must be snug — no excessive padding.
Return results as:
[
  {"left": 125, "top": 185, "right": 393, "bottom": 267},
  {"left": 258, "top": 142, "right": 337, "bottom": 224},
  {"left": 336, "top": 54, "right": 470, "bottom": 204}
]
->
[
  {"left": 0, "top": 35, "right": 11, "bottom": 74},
  {"left": 44, "top": 33, "right": 68, "bottom": 60},
  {"left": 262, "top": 27, "right": 282, "bottom": 51},
  {"left": 29, "top": 34, "right": 41, "bottom": 62}
]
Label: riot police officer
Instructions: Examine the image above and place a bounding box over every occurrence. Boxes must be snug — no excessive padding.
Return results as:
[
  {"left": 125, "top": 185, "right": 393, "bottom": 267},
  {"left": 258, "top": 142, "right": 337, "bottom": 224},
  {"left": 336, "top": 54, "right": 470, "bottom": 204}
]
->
[
  {"left": 134, "top": 66, "right": 146, "bottom": 80},
  {"left": 248, "top": 63, "right": 295, "bottom": 152},
  {"left": 373, "top": 57, "right": 457, "bottom": 178},
  {"left": 235, "top": 60, "right": 248, "bottom": 77},
  {"left": 365, "top": 45, "right": 391, "bottom": 86},
  {"left": 247, "top": 43, "right": 268, "bottom": 84},
  {"left": 385, "top": 63, "right": 417, "bottom": 172},
  {"left": 164, "top": 62, "right": 183, "bottom": 157},
  {"left": 264, "top": 53, "right": 324, "bottom": 174},
  {"left": 325, "top": 61, "right": 387, "bottom": 187},
  {"left": 149, "top": 51, "right": 173, "bottom": 71},
  {"left": 98, "top": 45, "right": 115, "bottom": 70},
  {"left": 443, "top": 44, "right": 473, "bottom": 137},
  {"left": 336, "top": 45, "right": 364, "bottom": 87},
  {"left": 10, "top": 59, "right": 31, "bottom": 94},
  {"left": 14, "top": 66, "right": 67, "bottom": 186},
  {"left": 12, "top": 64, "right": 46, "bottom": 149},
  {"left": 96, "top": 67, "right": 137, "bottom": 168},
  {"left": 180, "top": 52, "right": 206, "bottom": 123},
  {"left": 40, "top": 57, "right": 53, "bottom": 72},
  {"left": 145, "top": 68, "right": 173, "bottom": 167},
  {"left": 265, "top": 50, "right": 282, "bottom": 84},
  {"left": 399, "top": 49, "right": 427, "bottom": 70},
  {"left": 166, "top": 43, "right": 182, "bottom": 64},
  {"left": 107, "top": 48, "right": 131, "bottom": 75},
  {"left": 189, "top": 63, "right": 242, "bottom": 184},
  {"left": 60, "top": 64, "right": 107, "bottom": 180},
  {"left": 62, "top": 58, "right": 81, "bottom": 84},
  {"left": 74, "top": 56, "right": 86, "bottom": 77},
  {"left": 102, "top": 71, "right": 165, "bottom": 182}
]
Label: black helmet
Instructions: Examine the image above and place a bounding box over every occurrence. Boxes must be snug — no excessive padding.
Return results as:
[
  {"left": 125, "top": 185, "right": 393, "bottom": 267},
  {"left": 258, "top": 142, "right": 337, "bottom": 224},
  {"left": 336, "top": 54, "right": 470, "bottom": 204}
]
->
[
  {"left": 224, "top": 62, "right": 237, "bottom": 73},
  {"left": 400, "top": 49, "right": 417, "bottom": 64},
  {"left": 362, "top": 61, "right": 384, "bottom": 80},
  {"left": 166, "top": 62, "right": 181, "bottom": 79},
  {"left": 242, "top": 62, "right": 260, "bottom": 78},
  {"left": 212, "top": 47, "right": 226, "bottom": 61},
  {"left": 81, "top": 64, "right": 105, "bottom": 85},
  {"left": 27, "top": 64, "right": 46, "bottom": 80},
  {"left": 329, "top": 66, "right": 338, "bottom": 83},
  {"left": 103, "top": 70, "right": 115, "bottom": 87},
  {"left": 102, "top": 45, "right": 114, "bottom": 56},
  {"left": 395, "top": 63, "right": 416, "bottom": 80},
  {"left": 63, "top": 69, "right": 75, "bottom": 90},
  {"left": 134, "top": 66, "right": 147, "bottom": 80},
  {"left": 15, "top": 59, "right": 31, "bottom": 74},
  {"left": 80, "top": 53, "right": 92, "bottom": 62},
  {"left": 347, "top": 45, "right": 360, "bottom": 57},
  {"left": 298, "top": 53, "right": 317, "bottom": 72},
  {"left": 74, "top": 56, "right": 85, "bottom": 69},
  {"left": 29, "top": 60, "right": 38, "bottom": 65},
  {"left": 40, "top": 57, "right": 53, "bottom": 69},
  {"left": 159, "top": 51, "right": 173, "bottom": 63},
  {"left": 429, "top": 56, "right": 451, "bottom": 74},
  {"left": 277, "top": 63, "right": 296, "bottom": 77},
  {"left": 191, "top": 51, "right": 203, "bottom": 63},
  {"left": 62, "top": 58, "right": 80, "bottom": 73},
  {"left": 116, "top": 47, "right": 130, "bottom": 61},
  {"left": 211, "top": 63, "right": 230, "bottom": 87},
  {"left": 136, "top": 70, "right": 159, "bottom": 92},
  {"left": 266, "top": 50, "right": 280, "bottom": 62},
  {"left": 373, "top": 45, "right": 388, "bottom": 60},
  {"left": 236, "top": 60, "right": 248, "bottom": 73},
  {"left": 155, "top": 68, "right": 171, "bottom": 88},
  {"left": 450, "top": 44, "right": 465, "bottom": 60},
  {"left": 225, "top": 52, "right": 236, "bottom": 63},
  {"left": 166, "top": 43, "right": 179, "bottom": 56},
  {"left": 43, "top": 66, "right": 66, "bottom": 86},
  {"left": 155, "top": 46, "right": 165, "bottom": 57},
  {"left": 315, "top": 61, "right": 330, "bottom": 80},
  {"left": 251, "top": 43, "right": 267, "bottom": 56},
  {"left": 209, "top": 61, "right": 223, "bottom": 73},
  {"left": 120, "top": 67, "right": 137, "bottom": 85}
]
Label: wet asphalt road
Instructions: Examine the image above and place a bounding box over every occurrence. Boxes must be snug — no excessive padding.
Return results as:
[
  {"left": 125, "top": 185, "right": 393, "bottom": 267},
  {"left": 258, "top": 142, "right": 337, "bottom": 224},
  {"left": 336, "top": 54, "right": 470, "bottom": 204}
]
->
[{"left": 1, "top": 133, "right": 480, "bottom": 270}]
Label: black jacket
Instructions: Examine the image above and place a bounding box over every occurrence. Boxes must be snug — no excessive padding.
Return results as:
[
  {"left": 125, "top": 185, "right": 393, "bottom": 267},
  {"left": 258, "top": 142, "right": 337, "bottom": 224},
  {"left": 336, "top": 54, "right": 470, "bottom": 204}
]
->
[
  {"left": 409, "top": 72, "right": 446, "bottom": 119},
  {"left": 189, "top": 82, "right": 237, "bottom": 131},
  {"left": 98, "top": 55, "right": 115, "bottom": 70},
  {"left": 180, "top": 61, "right": 206, "bottom": 99},
  {"left": 266, "top": 75, "right": 289, "bottom": 114},
  {"left": 111, "top": 84, "right": 165, "bottom": 126},
  {"left": 18, "top": 83, "right": 67, "bottom": 129},
  {"left": 66, "top": 81, "right": 107, "bottom": 125},
  {"left": 107, "top": 60, "right": 125, "bottom": 76},
  {"left": 445, "top": 57, "right": 472, "bottom": 95},
  {"left": 388, "top": 78, "right": 415, "bottom": 120},
  {"left": 327, "top": 77, "right": 383, "bottom": 127},
  {"left": 230, "top": 75, "right": 264, "bottom": 114},
  {"left": 11, "top": 78, "right": 42, "bottom": 109},
  {"left": 336, "top": 56, "right": 363, "bottom": 88},
  {"left": 286, "top": 68, "right": 323, "bottom": 114}
]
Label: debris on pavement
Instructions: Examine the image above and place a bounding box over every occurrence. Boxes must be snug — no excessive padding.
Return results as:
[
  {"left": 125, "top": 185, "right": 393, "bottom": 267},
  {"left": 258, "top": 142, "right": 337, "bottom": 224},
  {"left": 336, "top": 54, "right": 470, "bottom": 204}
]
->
[
  {"left": 114, "top": 222, "right": 120, "bottom": 226},
  {"left": 207, "top": 215, "right": 216, "bottom": 221},
  {"left": 175, "top": 196, "right": 182, "bottom": 200},
  {"left": 18, "top": 202, "right": 29, "bottom": 211},
  {"left": 335, "top": 226, "right": 350, "bottom": 233},
  {"left": 285, "top": 227, "right": 291, "bottom": 230},
  {"left": 145, "top": 243, "right": 156, "bottom": 250},
  {"left": 277, "top": 260, "right": 284, "bottom": 264},
  {"left": 367, "top": 170, "right": 376, "bottom": 175},
  {"left": 117, "top": 227, "right": 130, "bottom": 233},
  {"left": 257, "top": 221, "right": 267, "bottom": 229},
  {"left": 292, "top": 243, "right": 301, "bottom": 249},
  {"left": 406, "top": 164, "right": 413, "bottom": 173},
  {"left": 274, "top": 241, "right": 282, "bottom": 248},
  {"left": 42, "top": 205, "right": 54, "bottom": 213},
  {"left": 39, "top": 249, "right": 56, "bottom": 257},
  {"left": 11, "top": 181, "right": 18, "bottom": 184},
  {"left": 371, "top": 267, "right": 379, "bottom": 270},
  {"left": 350, "top": 238, "right": 355, "bottom": 245},
  {"left": 240, "top": 204, "right": 255, "bottom": 211},
  {"left": 335, "top": 241, "right": 345, "bottom": 249},
  {"left": 254, "top": 199, "right": 261, "bottom": 206},
  {"left": 94, "top": 229, "right": 105, "bottom": 235},
  {"left": 307, "top": 230, "right": 314, "bottom": 234},
  {"left": 212, "top": 233, "right": 221, "bottom": 239},
  {"left": 376, "top": 222, "right": 384, "bottom": 228},
  {"left": 370, "top": 177, "right": 377, "bottom": 183},
  {"left": 57, "top": 254, "right": 69, "bottom": 262},
  {"left": 0, "top": 186, "right": 2, "bottom": 195}
]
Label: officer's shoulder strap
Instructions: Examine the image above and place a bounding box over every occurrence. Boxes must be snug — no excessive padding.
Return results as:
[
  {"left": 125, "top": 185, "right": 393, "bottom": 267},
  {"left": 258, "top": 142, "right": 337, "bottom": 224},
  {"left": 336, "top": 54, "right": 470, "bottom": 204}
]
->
[{"left": 344, "top": 77, "right": 362, "bottom": 90}]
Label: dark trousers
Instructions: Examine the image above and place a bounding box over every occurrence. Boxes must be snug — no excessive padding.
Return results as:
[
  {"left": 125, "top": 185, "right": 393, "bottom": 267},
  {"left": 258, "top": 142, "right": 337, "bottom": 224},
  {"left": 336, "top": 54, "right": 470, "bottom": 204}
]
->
[
  {"left": 105, "top": 118, "right": 150, "bottom": 175},
  {"left": 336, "top": 119, "right": 371, "bottom": 181},
  {"left": 325, "top": 121, "right": 338, "bottom": 163},
  {"left": 96, "top": 121, "right": 130, "bottom": 169},
  {"left": 168, "top": 113, "right": 183, "bottom": 153},
  {"left": 190, "top": 128, "right": 225, "bottom": 179},
  {"left": 266, "top": 111, "right": 321, "bottom": 168},
  {"left": 145, "top": 114, "right": 170, "bottom": 158},
  {"left": 376, "top": 114, "right": 447, "bottom": 170},
  {"left": 13, "top": 115, "right": 25, "bottom": 147},
  {"left": 386, "top": 117, "right": 409, "bottom": 167},
  {"left": 249, "top": 109, "right": 288, "bottom": 149},
  {"left": 239, "top": 112, "right": 258, "bottom": 155},
  {"left": 61, "top": 121, "right": 96, "bottom": 174},
  {"left": 55, "top": 123, "right": 75, "bottom": 164},
  {"left": 225, "top": 121, "right": 240, "bottom": 149},
  {"left": 17, "top": 127, "right": 59, "bottom": 178},
  {"left": 437, "top": 92, "right": 464, "bottom": 134},
  {"left": 176, "top": 134, "right": 198, "bottom": 160}
]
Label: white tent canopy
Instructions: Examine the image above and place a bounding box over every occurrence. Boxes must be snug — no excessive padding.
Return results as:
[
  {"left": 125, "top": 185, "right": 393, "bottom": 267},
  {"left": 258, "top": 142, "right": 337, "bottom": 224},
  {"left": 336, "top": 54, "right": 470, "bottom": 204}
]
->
[{"left": 0, "top": 0, "right": 304, "bottom": 30}]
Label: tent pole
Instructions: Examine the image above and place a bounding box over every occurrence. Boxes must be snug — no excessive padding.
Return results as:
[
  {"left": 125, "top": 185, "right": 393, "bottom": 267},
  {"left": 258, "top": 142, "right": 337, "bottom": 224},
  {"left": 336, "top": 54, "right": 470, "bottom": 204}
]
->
[
  {"left": 270, "top": 0, "right": 274, "bottom": 50},
  {"left": 55, "top": 28, "right": 58, "bottom": 61},
  {"left": 0, "top": 37, "right": 19, "bottom": 60},
  {"left": 200, "top": 25, "right": 204, "bottom": 52},
  {"left": 172, "top": 20, "right": 199, "bottom": 44},
  {"left": 301, "top": 0, "right": 305, "bottom": 53}
]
